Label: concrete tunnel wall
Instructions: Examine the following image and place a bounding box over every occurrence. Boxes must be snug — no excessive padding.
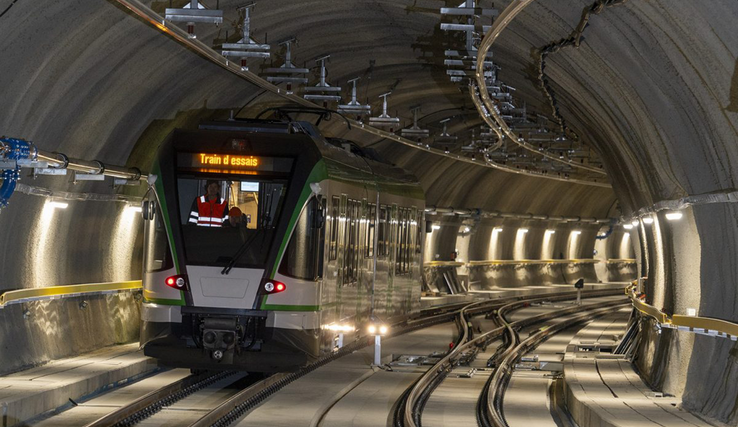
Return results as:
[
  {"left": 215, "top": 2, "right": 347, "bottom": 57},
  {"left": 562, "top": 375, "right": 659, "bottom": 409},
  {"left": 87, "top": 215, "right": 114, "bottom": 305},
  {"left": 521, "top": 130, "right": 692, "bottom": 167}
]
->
[
  {"left": 491, "top": 2, "right": 738, "bottom": 423},
  {"left": 0, "top": 0, "right": 619, "bottom": 374},
  {"left": 0, "top": 0, "right": 736, "bottom": 423},
  {"left": 422, "top": 217, "right": 635, "bottom": 291}
]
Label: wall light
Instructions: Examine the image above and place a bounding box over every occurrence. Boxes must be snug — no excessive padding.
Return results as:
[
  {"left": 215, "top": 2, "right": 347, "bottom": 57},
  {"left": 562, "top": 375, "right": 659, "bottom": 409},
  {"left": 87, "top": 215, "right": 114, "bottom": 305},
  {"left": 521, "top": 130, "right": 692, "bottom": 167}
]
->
[
  {"left": 545, "top": 229, "right": 555, "bottom": 235},
  {"left": 519, "top": 228, "right": 528, "bottom": 233},
  {"left": 572, "top": 230, "right": 582, "bottom": 235},
  {"left": 642, "top": 217, "right": 654, "bottom": 224},
  {"left": 431, "top": 225, "right": 441, "bottom": 230},
  {"left": 47, "top": 201, "right": 68, "bottom": 209},
  {"left": 623, "top": 224, "right": 633, "bottom": 230},
  {"left": 493, "top": 227, "right": 502, "bottom": 233},
  {"left": 686, "top": 308, "right": 697, "bottom": 317},
  {"left": 463, "top": 226, "right": 470, "bottom": 233},
  {"left": 665, "top": 211, "right": 683, "bottom": 221},
  {"left": 631, "top": 220, "right": 639, "bottom": 226}
]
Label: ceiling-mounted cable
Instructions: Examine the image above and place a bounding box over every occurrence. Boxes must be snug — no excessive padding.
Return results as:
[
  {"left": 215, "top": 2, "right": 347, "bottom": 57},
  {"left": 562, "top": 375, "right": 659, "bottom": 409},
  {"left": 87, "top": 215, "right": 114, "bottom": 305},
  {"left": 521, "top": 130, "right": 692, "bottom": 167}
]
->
[{"left": 473, "top": 0, "right": 607, "bottom": 176}]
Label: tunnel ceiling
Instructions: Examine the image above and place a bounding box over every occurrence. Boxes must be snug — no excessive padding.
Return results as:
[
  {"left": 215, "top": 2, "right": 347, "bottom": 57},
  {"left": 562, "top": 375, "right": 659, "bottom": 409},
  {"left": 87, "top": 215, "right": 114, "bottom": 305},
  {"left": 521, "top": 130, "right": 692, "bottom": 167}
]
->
[{"left": 2, "top": 0, "right": 736, "bottom": 219}]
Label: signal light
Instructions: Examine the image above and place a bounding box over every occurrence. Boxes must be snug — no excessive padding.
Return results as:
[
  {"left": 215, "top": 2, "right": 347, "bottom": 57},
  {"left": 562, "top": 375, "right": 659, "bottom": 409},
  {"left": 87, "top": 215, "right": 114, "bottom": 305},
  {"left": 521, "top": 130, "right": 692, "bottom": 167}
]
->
[
  {"left": 165, "top": 275, "right": 187, "bottom": 290},
  {"left": 262, "top": 280, "right": 286, "bottom": 294}
]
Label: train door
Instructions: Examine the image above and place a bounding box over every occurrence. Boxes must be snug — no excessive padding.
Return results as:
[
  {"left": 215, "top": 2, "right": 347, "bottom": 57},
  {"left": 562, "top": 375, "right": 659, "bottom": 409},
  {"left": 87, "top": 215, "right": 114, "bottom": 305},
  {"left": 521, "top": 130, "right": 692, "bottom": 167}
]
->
[
  {"left": 325, "top": 195, "right": 340, "bottom": 315},
  {"left": 335, "top": 195, "right": 346, "bottom": 288},
  {"left": 388, "top": 204, "right": 399, "bottom": 288}
]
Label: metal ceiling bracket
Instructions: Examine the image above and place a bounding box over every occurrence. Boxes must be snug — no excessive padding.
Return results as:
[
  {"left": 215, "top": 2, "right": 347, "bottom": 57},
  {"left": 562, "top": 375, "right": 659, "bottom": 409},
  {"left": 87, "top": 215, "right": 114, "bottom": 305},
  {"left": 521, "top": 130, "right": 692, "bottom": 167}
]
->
[
  {"left": 265, "top": 38, "right": 309, "bottom": 94},
  {"left": 368, "top": 92, "right": 400, "bottom": 130},
  {"left": 221, "top": 2, "right": 270, "bottom": 71},
  {"left": 400, "top": 107, "right": 430, "bottom": 140},
  {"left": 165, "top": 0, "right": 223, "bottom": 39},
  {"left": 337, "top": 77, "right": 371, "bottom": 119},
  {"left": 304, "top": 55, "right": 342, "bottom": 107}
]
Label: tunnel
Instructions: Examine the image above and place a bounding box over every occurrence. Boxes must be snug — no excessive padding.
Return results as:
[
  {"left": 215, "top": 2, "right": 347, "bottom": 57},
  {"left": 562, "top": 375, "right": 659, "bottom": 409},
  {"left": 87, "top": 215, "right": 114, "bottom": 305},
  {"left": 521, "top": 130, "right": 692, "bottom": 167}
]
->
[{"left": 0, "top": 1, "right": 736, "bottom": 426}]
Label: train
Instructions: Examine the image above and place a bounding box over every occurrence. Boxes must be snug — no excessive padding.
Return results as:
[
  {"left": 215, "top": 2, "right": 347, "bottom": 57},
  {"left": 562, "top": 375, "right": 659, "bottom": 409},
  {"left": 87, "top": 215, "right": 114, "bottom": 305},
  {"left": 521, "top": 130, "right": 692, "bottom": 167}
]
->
[{"left": 139, "top": 118, "right": 425, "bottom": 372}]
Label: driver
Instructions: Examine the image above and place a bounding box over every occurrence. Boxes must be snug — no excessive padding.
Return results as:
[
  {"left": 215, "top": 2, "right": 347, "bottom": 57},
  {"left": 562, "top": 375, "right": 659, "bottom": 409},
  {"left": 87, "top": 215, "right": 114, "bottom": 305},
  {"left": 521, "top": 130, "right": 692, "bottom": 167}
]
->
[{"left": 189, "top": 180, "right": 229, "bottom": 227}]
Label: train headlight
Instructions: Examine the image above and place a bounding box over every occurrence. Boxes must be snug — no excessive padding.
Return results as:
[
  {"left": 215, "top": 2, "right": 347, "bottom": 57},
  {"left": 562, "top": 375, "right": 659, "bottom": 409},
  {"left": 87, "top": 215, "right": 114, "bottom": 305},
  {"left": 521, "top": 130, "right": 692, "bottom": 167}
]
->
[
  {"left": 165, "top": 274, "right": 188, "bottom": 290},
  {"left": 262, "top": 279, "right": 287, "bottom": 294}
]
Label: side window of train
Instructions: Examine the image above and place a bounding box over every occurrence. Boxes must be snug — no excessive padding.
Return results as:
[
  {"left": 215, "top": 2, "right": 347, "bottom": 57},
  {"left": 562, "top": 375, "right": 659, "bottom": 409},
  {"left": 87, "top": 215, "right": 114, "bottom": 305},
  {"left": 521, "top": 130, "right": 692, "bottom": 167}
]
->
[
  {"left": 329, "top": 196, "right": 340, "bottom": 261},
  {"left": 342, "top": 198, "right": 359, "bottom": 286},
  {"left": 377, "top": 205, "right": 388, "bottom": 258},
  {"left": 366, "top": 203, "right": 376, "bottom": 258},
  {"left": 279, "top": 196, "right": 325, "bottom": 280},
  {"left": 412, "top": 207, "right": 421, "bottom": 254},
  {"left": 143, "top": 198, "right": 173, "bottom": 273},
  {"left": 394, "top": 206, "right": 413, "bottom": 276},
  {"left": 396, "top": 207, "right": 405, "bottom": 275}
]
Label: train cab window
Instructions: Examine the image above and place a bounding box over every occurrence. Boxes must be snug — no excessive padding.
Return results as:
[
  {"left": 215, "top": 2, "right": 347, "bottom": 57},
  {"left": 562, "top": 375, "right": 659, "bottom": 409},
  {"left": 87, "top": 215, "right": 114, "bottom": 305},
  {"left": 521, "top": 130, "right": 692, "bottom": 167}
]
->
[
  {"left": 176, "top": 177, "right": 287, "bottom": 267},
  {"left": 279, "top": 196, "right": 325, "bottom": 280},
  {"left": 143, "top": 197, "right": 173, "bottom": 273}
]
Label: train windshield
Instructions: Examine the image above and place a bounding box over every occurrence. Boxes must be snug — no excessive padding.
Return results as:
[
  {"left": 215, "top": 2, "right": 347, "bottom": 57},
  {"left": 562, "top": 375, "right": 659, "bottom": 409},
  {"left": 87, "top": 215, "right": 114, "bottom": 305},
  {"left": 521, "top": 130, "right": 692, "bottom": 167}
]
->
[{"left": 177, "top": 177, "right": 287, "bottom": 268}]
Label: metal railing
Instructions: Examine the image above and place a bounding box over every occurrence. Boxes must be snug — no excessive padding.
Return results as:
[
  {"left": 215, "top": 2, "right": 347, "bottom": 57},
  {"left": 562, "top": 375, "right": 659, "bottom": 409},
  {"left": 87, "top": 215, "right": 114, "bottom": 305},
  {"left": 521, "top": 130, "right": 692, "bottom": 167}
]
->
[
  {"left": 627, "top": 283, "right": 738, "bottom": 341},
  {"left": 424, "top": 258, "right": 624, "bottom": 268},
  {"left": 0, "top": 280, "right": 142, "bottom": 308}
]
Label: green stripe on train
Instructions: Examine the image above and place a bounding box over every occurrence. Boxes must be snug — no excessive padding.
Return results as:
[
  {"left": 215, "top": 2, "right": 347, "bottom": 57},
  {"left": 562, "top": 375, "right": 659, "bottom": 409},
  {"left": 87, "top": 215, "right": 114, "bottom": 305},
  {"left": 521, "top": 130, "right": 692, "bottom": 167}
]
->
[
  {"left": 151, "top": 162, "right": 185, "bottom": 305},
  {"left": 263, "top": 161, "right": 328, "bottom": 309}
]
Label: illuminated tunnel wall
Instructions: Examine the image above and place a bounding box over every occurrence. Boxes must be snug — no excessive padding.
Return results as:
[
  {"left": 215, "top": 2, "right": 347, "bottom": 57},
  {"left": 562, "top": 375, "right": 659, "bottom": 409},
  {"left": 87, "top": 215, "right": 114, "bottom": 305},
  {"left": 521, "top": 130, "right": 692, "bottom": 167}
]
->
[
  {"left": 0, "top": 0, "right": 737, "bottom": 422},
  {"left": 423, "top": 219, "right": 635, "bottom": 289}
]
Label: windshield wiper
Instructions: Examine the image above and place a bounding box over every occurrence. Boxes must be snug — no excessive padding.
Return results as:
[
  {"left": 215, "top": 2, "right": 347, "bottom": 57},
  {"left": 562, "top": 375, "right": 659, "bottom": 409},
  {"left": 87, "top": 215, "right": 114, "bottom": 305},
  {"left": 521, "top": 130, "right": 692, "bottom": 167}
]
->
[{"left": 221, "top": 229, "right": 263, "bottom": 275}]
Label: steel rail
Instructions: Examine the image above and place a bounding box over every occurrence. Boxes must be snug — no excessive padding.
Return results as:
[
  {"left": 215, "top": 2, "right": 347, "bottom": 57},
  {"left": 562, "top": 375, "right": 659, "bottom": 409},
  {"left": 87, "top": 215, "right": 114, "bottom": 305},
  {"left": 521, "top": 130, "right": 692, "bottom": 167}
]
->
[
  {"left": 396, "top": 288, "right": 624, "bottom": 427},
  {"left": 69, "top": 290, "right": 618, "bottom": 427},
  {"left": 114, "top": 0, "right": 610, "bottom": 188},
  {"left": 84, "top": 371, "right": 236, "bottom": 427},
  {"left": 473, "top": 0, "right": 608, "bottom": 177},
  {"left": 481, "top": 300, "right": 630, "bottom": 427},
  {"left": 187, "top": 289, "right": 619, "bottom": 427}
]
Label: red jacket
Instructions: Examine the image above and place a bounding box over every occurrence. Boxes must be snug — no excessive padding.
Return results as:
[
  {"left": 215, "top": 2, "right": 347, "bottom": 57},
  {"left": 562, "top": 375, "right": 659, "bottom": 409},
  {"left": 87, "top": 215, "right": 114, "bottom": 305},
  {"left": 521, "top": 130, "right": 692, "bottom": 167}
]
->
[{"left": 189, "top": 195, "right": 228, "bottom": 227}]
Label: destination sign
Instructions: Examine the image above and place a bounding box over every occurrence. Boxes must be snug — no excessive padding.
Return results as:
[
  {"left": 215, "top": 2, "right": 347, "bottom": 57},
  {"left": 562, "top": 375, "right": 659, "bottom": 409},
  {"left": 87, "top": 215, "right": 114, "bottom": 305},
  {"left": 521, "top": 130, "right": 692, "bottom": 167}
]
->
[
  {"left": 196, "top": 153, "right": 259, "bottom": 167},
  {"left": 177, "top": 153, "right": 293, "bottom": 175}
]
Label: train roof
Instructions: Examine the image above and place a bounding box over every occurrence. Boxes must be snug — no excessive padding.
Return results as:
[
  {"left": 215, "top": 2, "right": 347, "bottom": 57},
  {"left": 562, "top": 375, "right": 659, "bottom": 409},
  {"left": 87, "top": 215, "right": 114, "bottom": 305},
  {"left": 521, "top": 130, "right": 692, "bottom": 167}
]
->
[{"left": 167, "top": 119, "right": 424, "bottom": 199}]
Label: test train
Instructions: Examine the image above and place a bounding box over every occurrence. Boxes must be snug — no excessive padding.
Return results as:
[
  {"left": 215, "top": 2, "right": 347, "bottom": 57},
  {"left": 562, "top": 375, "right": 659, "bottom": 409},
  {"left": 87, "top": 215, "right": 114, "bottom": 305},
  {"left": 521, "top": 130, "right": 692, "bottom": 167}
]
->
[{"left": 140, "top": 118, "right": 425, "bottom": 371}]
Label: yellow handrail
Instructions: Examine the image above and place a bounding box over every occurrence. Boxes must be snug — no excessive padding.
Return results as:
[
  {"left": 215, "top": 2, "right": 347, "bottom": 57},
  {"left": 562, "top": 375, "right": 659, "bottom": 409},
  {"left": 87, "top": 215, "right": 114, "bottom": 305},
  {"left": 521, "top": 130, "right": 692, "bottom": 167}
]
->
[
  {"left": 626, "top": 282, "right": 738, "bottom": 339},
  {"left": 424, "top": 261, "right": 465, "bottom": 267},
  {"left": 425, "top": 259, "right": 604, "bottom": 267},
  {"left": 0, "top": 280, "right": 142, "bottom": 308}
]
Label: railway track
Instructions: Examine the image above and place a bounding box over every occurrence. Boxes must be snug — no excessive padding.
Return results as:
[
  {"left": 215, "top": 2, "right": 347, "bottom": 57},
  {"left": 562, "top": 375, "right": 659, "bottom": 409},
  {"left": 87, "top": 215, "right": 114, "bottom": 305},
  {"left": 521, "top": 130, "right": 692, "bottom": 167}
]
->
[
  {"left": 396, "top": 294, "right": 628, "bottom": 427},
  {"left": 54, "top": 288, "right": 622, "bottom": 427}
]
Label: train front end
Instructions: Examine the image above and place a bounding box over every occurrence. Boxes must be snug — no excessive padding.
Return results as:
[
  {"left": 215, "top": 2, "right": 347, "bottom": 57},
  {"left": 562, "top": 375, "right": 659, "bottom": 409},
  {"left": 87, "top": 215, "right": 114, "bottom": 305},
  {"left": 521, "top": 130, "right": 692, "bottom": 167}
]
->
[{"left": 139, "top": 125, "right": 323, "bottom": 372}]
